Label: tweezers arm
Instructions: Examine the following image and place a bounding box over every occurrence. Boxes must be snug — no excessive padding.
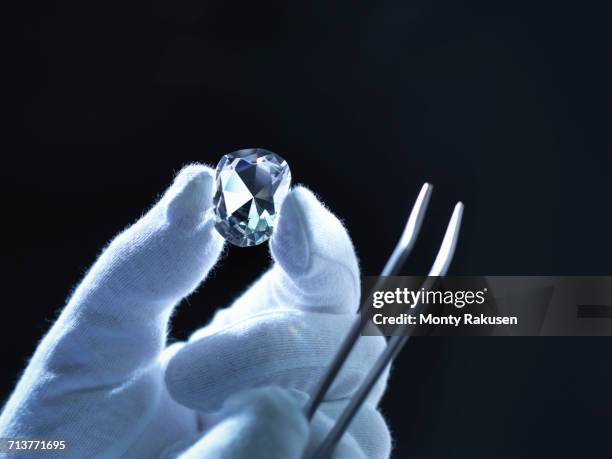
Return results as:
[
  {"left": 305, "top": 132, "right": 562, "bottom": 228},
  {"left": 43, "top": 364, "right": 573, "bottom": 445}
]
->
[
  {"left": 303, "top": 184, "right": 433, "bottom": 420},
  {"left": 308, "top": 202, "right": 463, "bottom": 459}
]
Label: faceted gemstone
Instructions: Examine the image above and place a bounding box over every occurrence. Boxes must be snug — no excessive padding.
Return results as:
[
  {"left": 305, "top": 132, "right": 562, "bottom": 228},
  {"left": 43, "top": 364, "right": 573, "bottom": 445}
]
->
[{"left": 213, "top": 148, "right": 291, "bottom": 247}]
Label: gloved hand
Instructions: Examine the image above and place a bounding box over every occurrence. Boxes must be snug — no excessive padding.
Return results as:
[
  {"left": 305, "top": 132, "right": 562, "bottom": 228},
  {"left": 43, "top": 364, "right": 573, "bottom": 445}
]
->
[{"left": 0, "top": 164, "right": 391, "bottom": 458}]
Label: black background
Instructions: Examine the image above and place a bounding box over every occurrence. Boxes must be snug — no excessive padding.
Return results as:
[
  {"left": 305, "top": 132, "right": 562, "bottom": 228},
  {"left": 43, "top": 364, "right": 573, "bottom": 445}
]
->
[{"left": 4, "top": 1, "right": 612, "bottom": 457}]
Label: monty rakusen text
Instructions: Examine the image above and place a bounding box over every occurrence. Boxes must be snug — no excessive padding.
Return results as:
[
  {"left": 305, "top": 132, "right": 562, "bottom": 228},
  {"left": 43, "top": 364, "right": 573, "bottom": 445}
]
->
[{"left": 370, "top": 287, "right": 518, "bottom": 327}]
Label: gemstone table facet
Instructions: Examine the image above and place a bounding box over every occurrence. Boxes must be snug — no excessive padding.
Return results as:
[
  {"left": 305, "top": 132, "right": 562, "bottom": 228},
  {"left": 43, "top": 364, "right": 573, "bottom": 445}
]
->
[{"left": 213, "top": 148, "right": 291, "bottom": 247}]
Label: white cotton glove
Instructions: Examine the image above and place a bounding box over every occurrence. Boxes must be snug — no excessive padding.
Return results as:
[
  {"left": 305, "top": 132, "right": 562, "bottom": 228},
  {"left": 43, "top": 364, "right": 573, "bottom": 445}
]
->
[
  {"left": 163, "top": 387, "right": 311, "bottom": 459},
  {"left": 163, "top": 185, "right": 391, "bottom": 459},
  {"left": 0, "top": 164, "right": 391, "bottom": 459}
]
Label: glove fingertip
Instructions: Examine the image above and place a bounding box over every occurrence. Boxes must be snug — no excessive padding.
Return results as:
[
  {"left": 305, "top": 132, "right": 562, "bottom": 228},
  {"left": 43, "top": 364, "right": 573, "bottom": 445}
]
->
[
  {"left": 271, "top": 187, "right": 312, "bottom": 276},
  {"left": 166, "top": 164, "right": 215, "bottom": 229},
  {"left": 270, "top": 185, "right": 361, "bottom": 313}
]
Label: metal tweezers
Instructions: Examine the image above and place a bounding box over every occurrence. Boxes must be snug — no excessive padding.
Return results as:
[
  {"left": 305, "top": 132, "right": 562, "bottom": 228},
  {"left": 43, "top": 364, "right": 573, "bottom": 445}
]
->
[{"left": 305, "top": 183, "right": 464, "bottom": 459}]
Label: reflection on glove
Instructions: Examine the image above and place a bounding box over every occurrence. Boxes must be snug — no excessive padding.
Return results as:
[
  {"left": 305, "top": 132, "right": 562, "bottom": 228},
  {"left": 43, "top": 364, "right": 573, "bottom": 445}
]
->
[{"left": 0, "top": 164, "right": 391, "bottom": 458}]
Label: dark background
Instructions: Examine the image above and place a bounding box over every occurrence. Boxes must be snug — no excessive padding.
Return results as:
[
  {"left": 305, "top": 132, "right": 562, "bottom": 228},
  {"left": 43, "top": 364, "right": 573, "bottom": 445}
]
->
[{"left": 3, "top": 1, "right": 612, "bottom": 457}]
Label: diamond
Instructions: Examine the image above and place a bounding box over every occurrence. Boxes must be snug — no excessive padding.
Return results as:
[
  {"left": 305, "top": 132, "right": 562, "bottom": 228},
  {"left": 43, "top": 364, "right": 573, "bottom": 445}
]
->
[{"left": 213, "top": 148, "right": 291, "bottom": 247}]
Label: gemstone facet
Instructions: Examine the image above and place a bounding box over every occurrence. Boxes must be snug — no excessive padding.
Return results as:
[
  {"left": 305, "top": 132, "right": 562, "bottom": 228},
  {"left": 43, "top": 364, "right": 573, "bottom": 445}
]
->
[{"left": 213, "top": 148, "right": 291, "bottom": 247}]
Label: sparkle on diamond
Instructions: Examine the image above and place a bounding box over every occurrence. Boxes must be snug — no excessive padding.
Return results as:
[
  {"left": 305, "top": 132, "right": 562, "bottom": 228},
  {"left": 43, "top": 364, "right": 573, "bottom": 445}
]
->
[{"left": 213, "top": 148, "right": 291, "bottom": 247}]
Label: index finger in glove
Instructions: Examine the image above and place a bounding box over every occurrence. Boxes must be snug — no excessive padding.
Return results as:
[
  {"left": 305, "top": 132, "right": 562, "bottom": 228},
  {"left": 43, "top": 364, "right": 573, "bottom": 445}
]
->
[
  {"left": 207, "top": 186, "right": 361, "bottom": 328},
  {"left": 0, "top": 165, "right": 225, "bottom": 450},
  {"left": 40, "top": 164, "right": 225, "bottom": 384}
]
